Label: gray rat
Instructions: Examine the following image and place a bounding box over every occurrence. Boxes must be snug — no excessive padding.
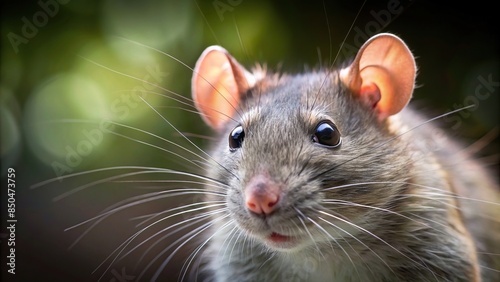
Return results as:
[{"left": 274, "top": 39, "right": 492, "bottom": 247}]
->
[{"left": 189, "top": 33, "right": 499, "bottom": 281}]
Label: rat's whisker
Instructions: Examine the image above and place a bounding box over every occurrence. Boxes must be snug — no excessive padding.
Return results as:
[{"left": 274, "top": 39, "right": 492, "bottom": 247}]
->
[
  {"left": 147, "top": 216, "right": 234, "bottom": 282},
  {"left": 323, "top": 180, "right": 500, "bottom": 207},
  {"left": 315, "top": 213, "right": 397, "bottom": 276},
  {"left": 305, "top": 215, "right": 360, "bottom": 277},
  {"left": 139, "top": 96, "right": 241, "bottom": 181},
  {"left": 66, "top": 190, "right": 225, "bottom": 250},
  {"left": 317, "top": 210, "right": 443, "bottom": 280},
  {"left": 316, "top": 105, "right": 476, "bottom": 179},
  {"left": 131, "top": 208, "right": 228, "bottom": 264},
  {"left": 229, "top": 228, "right": 248, "bottom": 264},
  {"left": 31, "top": 166, "right": 171, "bottom": 189},
  {"left": 133, "top": 200, "right": 225, "bottom": 228},
  {"left": 107, "top": 131, "right": 208, "bottom": 170},
  {"left": 310, "top": 0, "right": 368, "bottom": 109},
  {"left": 67, "top": 188, "right": 225, "bottom": 231},
  {"left": 55, "top": 169, "right": 227, "bottom": 201},
  {"left": 112, "top": 89, "right": 196, "bottom": 108},
  {"left": 100, "top": 217, "right": 212, "bottom": 282},
  {"left": 95, "top": 208, "right": 227, "bottom": 280},
  {"left": 78, "top": 56, "right": 175, "bottom": 95},
  {"left": 321, "top": 199, "right": 443, "bottom": 231},
  {"left": 294, "top": 207, "right": 326, "bottom": 260},
  {"left": 181, "top": 220, "right": 237, "bottom": 282},
  {"left": 117, "top": 36, "right": 244, "bottom": 123},
  {"left": 105, "top": 121, "right": 218, "bottom": 166},
  {"left": 219, "top": 225, "right": 240, "bottom": 264}
]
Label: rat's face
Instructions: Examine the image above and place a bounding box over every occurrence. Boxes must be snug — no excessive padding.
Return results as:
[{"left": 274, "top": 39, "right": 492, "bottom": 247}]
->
[
  {"left": 192, "top": 34, "right": 416, "bottom": 254},
  {"left": 208, "top": 73, "right": 411, "bottom": 252}
]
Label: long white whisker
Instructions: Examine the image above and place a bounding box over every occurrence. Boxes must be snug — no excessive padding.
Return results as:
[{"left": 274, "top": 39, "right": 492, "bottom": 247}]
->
[
  {"left": 31, "top": 166, "right": 169, "bottom": 189},
  {"left": 305, "top": 215, "right": 359, "bottom": 277},
  {"left": 316, "top": 215, "right": 396, "bottom": 276},
  {"left": 67, "top": 191, "right": 224, "bottom": 250},
  {"left": 139, "top": 96, "right": 241, "bottom": 181},
  {"left": 116, "top": 36, "right": 243, "bottom": 121},
  {"left": 228, "top": 227, "right": 244, "bottom": 264},
  {"left": 131, "top": 208, "right": 227, "bottom": 265},
  {"left": 317, "top": 210, "right": 442, "bottom": 279},
  {"left": 317, "top": 105, "right": 476, "bottom": 179},
  {"left": 322, "top": 199, "right": 443, "bottom": 231},
  {"left": 112, "top": 89, "right": 195, "bottom": 108},
  {"left": 106, "top": 120, "right": 216, "bottom": 166},
  {"left": 135, "top": 201, "right": 225, "bottom": 228},
  {"left": 479, "top": 264, "right": 500, "bottom": 273},
  {"left": 54, "top": 169, "right": 227, "bottom": 201},
  {"left": 66, "top": 188, "right": 225, "bottom": 231},
  {"left": 180, "top": 220, "right": 237, "bottom": 282},
  {"left": 293, "top": 207, "right": 325, "bottom": 260},
  {"left": 107, "top": 130, "right": 207, "bottom": 170},
  {"left": 331, "top": 0, "right": 367, "bottom": 67},
  {"left": 134, "top": 200, "right": 225, "bottom": 228},
  {"left": 94, "top": 207, "right": 225, "bottom": 280},
  {"left": 78, "top": 56, "right": 181, "bottom": 99},
  {"left": 219, "top": 225, "right": 239, "bottom": 263},
  {"left": 146, "top": 216, "right": 233, "bottom": 282},
  {"left": 100, "top": 218, "right": 211, "bottom": 282},
  {"left": 323, "top": 180, "right": 500, "bottom": 207}
]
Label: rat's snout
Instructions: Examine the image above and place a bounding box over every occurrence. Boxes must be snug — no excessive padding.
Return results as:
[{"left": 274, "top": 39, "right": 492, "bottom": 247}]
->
[{"left": 245, "top": 174, "right": 281, "bottom": 215}]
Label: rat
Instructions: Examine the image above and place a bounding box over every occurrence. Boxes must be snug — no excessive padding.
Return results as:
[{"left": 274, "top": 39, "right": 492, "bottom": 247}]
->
[{"left": 187, "top": 33, "right": 499, "bottom": 281}]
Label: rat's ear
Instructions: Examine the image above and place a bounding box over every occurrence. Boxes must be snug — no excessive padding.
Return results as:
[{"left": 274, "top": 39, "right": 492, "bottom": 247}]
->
[
  {"left": 192, "top": 46, "right": 256, "bottom": 131},
  {"left": 340, "top": 33, "right": 416, "bottom": 121}
]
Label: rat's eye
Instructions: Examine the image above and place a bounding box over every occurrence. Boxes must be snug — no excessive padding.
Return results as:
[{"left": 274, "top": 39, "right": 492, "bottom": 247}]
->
[
  {"left": 312, "top": 121, "right": 341, "bottom": 148},
  {"left": 229, "top": 125, "right": 245, "bottom": 151}
]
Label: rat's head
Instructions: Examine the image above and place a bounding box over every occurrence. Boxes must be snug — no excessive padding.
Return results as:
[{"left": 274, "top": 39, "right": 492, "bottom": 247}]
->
[{"left": 191, "top": 34, "right": 417, "bottom": 253}]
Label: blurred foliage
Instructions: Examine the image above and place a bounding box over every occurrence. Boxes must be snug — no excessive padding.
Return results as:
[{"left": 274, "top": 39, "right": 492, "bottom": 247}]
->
[
  {"left": 0, "top": 0, "right": 498, "bottom": 280},
  {"left": 1, "top": 0, "right": 499, "bottom": 173}
]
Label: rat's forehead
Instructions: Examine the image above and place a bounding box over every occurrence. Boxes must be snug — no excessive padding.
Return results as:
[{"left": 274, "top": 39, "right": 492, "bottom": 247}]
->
[
  {"left": 240, "top": 107, "right": 261, "bottom": 125},
  {"left": 302, "top": 107, "right": 333, "bottom": 126},
  {"left": 238, "top": 72, "right": 342, "bottom": 127},
  {"left": 238, "top": 100, "right": 337, "bottom": 133}
]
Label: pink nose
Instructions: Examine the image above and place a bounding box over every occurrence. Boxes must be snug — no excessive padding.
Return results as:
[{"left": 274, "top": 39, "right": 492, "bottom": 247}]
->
[{"left": 245, "top": 175, "right": 280, "bottom": 215}]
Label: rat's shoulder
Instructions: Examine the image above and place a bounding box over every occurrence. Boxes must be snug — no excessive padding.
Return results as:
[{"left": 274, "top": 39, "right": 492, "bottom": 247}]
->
[{"left": 386, "top": 104, "right": 446, "bottom": 139}]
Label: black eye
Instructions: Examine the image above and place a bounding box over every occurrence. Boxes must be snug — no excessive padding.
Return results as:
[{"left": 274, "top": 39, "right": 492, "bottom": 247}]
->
[
  {"left": 312, "top": 121, "right": 341, "bottom": 148},
  {"left": 229, "top": 125, "right": 245, "bottom": 151}
]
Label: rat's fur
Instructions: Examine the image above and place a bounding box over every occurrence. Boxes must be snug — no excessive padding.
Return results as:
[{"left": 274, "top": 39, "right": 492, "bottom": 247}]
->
[{"left": 198, "top": 69, "right": 499, "bottom": 281}]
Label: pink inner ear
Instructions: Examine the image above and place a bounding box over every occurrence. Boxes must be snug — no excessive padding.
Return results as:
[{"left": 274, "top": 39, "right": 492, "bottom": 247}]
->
[
  {"left": 359, "top": 65, "right": 399, "bottom": 120},
  {"left": 192, "top": 46, "right": 242, "bottom": 131},
  {"left": 360, "top": 82, "right": 381, "bottom": 109},
  {"left": 341, "top": 33, "right": 416, "bottom": 120}
]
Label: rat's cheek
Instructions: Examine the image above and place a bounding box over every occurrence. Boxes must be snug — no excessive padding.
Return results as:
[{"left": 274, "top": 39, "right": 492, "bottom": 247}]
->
[
  {"left": 225, "top": 186, "right": 243, "bottom": 210},
  {"left": 226, "top": 187, "right": 252, "bottom": 224},
  {"left": 321, "top": 191, "right": 366, "bottom": 220}
]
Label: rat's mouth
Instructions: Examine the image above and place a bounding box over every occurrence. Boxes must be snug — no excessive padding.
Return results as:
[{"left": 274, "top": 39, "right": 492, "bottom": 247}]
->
[
  {"left": 269, "top": 232, "right": 292, "bottom": 242},
  {"left": 265, "top": 232, "right": 299, "bottom": 250}
]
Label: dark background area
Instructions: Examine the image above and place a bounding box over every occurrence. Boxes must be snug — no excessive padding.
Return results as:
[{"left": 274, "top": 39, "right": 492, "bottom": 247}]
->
[{"left": 1, "top": 0, "right": 498, "bottom": 281}]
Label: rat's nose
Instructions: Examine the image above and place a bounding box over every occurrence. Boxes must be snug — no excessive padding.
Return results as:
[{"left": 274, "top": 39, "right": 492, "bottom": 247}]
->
[{"left": 245, "top": 175, "right": 281, "bottom": 215}]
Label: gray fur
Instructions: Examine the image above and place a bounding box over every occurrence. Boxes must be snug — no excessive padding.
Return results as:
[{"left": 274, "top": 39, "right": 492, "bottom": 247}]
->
[{"left": 198, "top": 71, "right": 499, "bottom": 282}]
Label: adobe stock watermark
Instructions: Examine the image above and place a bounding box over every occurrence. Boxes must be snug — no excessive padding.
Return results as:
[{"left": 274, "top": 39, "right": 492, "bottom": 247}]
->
[
  {"left": 418, "top": 73, "right": 499, "bottom": 154},
  {"left": 7, "top": 0, "right": 70, "bottom": 54},
  {"left": 51, "top": 64, "right": 169, "bottom": 181},
  {"left": 339, "top": 0, "right": 407, "bottom": 61},
  {"left": 444, "top": 74, "right": 499, "bottom": 130},
  {"left": 213, "top": 0, "right": 243, "bottom": 21}
]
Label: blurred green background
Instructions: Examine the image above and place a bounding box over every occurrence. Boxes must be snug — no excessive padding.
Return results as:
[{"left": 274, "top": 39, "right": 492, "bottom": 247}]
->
[{"left": 1, "top": 0, "right": 498, "bottom": 281}]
